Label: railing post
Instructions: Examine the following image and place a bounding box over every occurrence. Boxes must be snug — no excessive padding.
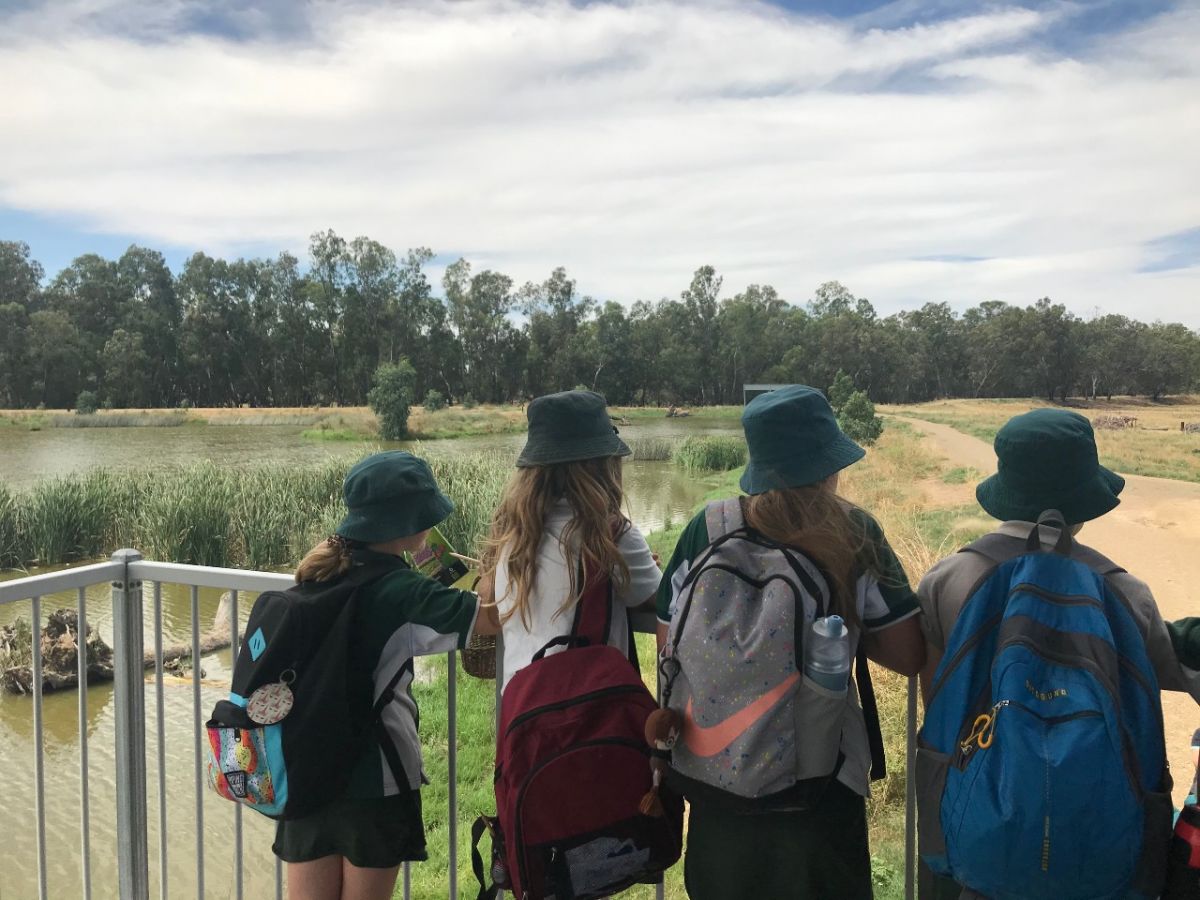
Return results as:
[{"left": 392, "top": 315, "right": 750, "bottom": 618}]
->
[
  {"left": 112, "top": 549, "right": 149, "bottom": 900},
  {"left": 905, "top": 676, "right": 918, "bottom": 900}
]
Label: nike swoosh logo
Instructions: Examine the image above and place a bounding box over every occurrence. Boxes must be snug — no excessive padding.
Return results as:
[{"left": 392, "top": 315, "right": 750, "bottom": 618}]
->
[{"left": 682, "top": 673, "right": 800, "bottom": 757}]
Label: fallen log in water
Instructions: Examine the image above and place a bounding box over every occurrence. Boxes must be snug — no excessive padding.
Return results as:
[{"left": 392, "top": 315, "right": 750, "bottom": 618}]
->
[{"left": 1, "top": 594, "right": 232, "bottom": 695}]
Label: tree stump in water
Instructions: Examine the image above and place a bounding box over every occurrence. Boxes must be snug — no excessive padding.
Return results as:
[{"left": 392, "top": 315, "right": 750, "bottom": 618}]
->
[{"left": 2, "top": 593, "right": 233, "bottom": 695}]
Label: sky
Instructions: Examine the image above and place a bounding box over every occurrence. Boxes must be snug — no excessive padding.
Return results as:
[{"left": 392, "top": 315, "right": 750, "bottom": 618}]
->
[{"left": 1, "top": 0, "right": 1198, "bottom": 324}]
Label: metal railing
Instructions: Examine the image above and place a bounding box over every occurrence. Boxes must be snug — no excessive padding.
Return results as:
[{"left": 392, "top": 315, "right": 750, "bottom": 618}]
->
[{"left": 1, "top": 551, "right": 918, "bottom": 900}]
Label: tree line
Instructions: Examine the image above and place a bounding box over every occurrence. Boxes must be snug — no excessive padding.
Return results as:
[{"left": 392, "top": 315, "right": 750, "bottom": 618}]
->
[{"left": 1, "top": 233, "right": 1197, "bottom": 411}]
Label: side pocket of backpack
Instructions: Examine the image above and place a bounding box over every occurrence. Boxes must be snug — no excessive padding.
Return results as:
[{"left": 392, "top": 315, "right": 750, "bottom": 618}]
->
[
  {"left": 915, "top": 744, "right": 952, "bottom": 871},
  {"left": 794, "top": 675, "right": 847, "bottom": 781},
  {"left": 205, "top": 701, "right": 288, "bottom": 817}
]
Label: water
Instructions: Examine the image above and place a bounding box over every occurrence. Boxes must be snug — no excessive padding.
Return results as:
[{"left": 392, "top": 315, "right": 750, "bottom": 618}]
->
[
  {"left": 0, "top": 416, "right": 739, "bottom": 898},
  {"left": 0, "top": 418, "right": 735, "bottom": 534}
]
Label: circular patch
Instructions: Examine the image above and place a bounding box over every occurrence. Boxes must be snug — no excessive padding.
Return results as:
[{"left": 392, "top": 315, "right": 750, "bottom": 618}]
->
[{"left": 247, "top": 680, "right": 294, "bottom": 725}]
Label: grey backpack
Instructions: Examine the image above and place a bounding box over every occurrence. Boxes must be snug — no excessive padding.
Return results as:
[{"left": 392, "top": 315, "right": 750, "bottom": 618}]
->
[{"left": 659, "top": 498, "right": 885, "bottom": 811}]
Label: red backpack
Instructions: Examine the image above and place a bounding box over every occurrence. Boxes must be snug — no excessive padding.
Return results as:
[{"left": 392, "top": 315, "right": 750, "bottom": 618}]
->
[{"left": 473, "top": 566, "right": 683, "bottom": 900}]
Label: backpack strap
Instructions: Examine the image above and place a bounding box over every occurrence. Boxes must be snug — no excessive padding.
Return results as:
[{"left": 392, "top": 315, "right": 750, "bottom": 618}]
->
[
  {"left": 372, "top": 659, "right": 416, "bottom": 790},
  {"left": 471, "top": 816, "right": 502, "bottom": 900},
  {"left": 704, "top": 497, "right": 747, "bottom": 542},
  {"left": 569, "top": 557, "right": 614, "bottom": 649},
  {"left": 855, "top": 645, "right": 887, "bottom": 782}
]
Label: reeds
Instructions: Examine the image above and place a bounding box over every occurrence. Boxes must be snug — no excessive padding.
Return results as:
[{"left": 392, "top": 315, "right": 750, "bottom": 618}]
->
[
  {"left": 0, "top": 451, "right": 512, "bottom": 570},
  {"left": 626, "top": 438, "right": 676, "bottom": 461},
  {"left": 673, "top": 435, "right": 748, "bottom": 472}
]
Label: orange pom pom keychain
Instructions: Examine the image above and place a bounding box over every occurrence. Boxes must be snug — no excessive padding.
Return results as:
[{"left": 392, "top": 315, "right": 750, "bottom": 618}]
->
[{"left": 640, "top": 708, "right": 682, "bottom": 817}]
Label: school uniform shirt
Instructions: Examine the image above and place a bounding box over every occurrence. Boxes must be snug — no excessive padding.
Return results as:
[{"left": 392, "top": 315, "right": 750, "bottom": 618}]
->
[
  {"left": 495, "top": 501, "right": 661, "bottom": 692},
  {"left": 918, "top": 521, "right": 1200, "bottom": 703},
  {"left": 342, "top": 557, "right": 481, "bottom": 798},
  {"left": 655, "top": 503, "right": 921, "bottom": 798}
]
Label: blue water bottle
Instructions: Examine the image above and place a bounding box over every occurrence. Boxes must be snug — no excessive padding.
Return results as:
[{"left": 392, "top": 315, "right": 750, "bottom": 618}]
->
[{"left": 805, "top": 615, "right": 850, "bottom": 692}]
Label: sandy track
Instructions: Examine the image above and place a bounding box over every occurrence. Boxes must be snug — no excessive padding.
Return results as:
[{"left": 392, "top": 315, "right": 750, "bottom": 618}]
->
[{"left": 902, "top": 417, "right": 1200, "bottom": 802}]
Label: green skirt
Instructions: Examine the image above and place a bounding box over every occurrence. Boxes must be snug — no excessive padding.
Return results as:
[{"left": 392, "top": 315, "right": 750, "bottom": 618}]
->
[{"left": 273, "top": 791, "right": 428, "bottom": 869}]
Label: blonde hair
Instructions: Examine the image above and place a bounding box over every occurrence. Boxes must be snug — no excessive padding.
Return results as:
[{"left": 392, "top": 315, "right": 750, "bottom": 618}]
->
[
  {"left": 742, "top": 483, "right": 879, "bottom": 629},
  {"left": 295, "top": 535, "right": 355, "bottom": 583},
  {"left": 482, "top": 456, "right": 631, "bottom": 630}
]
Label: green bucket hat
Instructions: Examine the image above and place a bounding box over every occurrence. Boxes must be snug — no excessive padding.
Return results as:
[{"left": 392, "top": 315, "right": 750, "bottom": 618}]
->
[
  {"left": 336, "top": 451, "right": 455, "bottom": 543},
  {"left": 976, "top": 409, "right": 1124, "bottom": 524},
  {"left": 739, "top": 385, "right": 865, "bottom": 495},
  {"left": 516, "top": 390, "right": 631, "bottom": 468}
]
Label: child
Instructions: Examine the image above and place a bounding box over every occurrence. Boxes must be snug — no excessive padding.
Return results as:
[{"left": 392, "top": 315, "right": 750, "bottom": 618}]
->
[
  {"left": 481, "top": 389, "right": 661, "bottom": 692},
  {"left": 917, "top": 409, "right": 1200, "bottom": 900},
  {"left": 656, "top": 385, "right": 925, "bottom": 900},
  {"left": 273, "top": 450, "right": 500, "bottom": 900}
]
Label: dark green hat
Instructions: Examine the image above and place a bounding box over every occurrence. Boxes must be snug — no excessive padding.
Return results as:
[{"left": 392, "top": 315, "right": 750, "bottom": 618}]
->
[
  {"left": 516, "top": 390, "right": 631, "bottom": 467},
  {"left": 336, "top": 451, "right": 454, "bottom": 543},
  {"left": 976, "top": 409, "right": 1124, "bottom": 524},
  {"left": 739, "top": 385, "right": 865, "bottom": 495}
]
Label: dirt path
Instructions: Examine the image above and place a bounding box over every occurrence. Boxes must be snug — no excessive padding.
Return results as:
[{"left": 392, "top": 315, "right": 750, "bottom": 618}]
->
[{"left": 902, "top": 417, "right": 1200, "bottom": 801}]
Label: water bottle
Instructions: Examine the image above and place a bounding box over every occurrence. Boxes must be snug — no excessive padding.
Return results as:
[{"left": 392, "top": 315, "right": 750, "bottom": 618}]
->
[{"left": 805, "top": 615, "right": 850, "bottom": 692}]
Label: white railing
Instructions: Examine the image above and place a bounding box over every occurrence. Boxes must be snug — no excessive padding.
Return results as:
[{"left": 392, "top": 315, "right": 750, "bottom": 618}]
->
[{"left": 1, "top": 551, "right": 916, "bottom": 900}]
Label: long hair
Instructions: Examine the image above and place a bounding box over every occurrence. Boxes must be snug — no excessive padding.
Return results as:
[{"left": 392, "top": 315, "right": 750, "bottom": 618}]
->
[
  {"left": 482, "top": 456, "right": 631, "bottom": 630},
  {"left": 742, "top": 483, "right": 878, "bottom": 628},
  {"left": 295, "top": 535, "right": 357, "bottom": 583}
]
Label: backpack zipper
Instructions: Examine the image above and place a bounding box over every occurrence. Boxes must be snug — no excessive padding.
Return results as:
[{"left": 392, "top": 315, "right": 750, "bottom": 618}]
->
[
  {"left": 504, "top": 684, "right": 649, "bottom": 736},
  {"left": 999, "top": 635, "right": 1143, "bottom": 795},
  {"left": 1007, "top": 583, "right": 1103, "bottom": 609},
  {"left": 512, "top": 737, "right": 651, "bottom": 896}
]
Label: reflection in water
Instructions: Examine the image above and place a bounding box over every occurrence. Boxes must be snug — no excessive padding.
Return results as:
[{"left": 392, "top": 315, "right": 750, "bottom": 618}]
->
[{"left": 0, "top": 417, "right": 739, "bottom": 896}]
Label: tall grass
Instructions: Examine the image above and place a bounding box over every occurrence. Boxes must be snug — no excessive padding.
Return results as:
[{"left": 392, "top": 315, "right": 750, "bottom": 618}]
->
[
  {"left": 673, "top": 435, "right": 747, "bottom": 472},
  {"left": 626, "top": 437, "right": 676, "bottom": 461},
  {"left": 0, "top": 451, "right": 511, "bottom": 570}
]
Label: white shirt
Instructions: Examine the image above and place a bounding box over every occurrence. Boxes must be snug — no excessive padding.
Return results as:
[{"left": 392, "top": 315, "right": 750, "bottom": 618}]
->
[{"left": 496, "top": 500, "right": 661, "bottom": 692}]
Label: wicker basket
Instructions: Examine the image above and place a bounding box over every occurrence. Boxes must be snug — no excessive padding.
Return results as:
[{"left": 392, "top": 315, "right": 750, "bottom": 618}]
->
[{"left": 462, "top": 632, "right": 497, "bottom": 680}]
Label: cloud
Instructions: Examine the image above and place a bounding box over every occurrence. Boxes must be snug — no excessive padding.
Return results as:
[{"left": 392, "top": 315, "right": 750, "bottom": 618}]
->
[
  {"left": 1139, "top": 227, "right": 1200, "bottom": 274},
  {"left": 0, "top": 0, "right": 1198, "bottom": 324}
]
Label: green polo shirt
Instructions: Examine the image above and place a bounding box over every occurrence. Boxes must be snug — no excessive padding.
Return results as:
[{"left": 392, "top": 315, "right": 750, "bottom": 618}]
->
[
  {"left": 656, "top": 502, "right": 919, "bottom": 631},
  {"left": 344, "top": 559, "right": 480, "bottom": 798}
]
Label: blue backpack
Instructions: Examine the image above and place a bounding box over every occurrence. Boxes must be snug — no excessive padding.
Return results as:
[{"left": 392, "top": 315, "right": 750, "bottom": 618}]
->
[{"left": 919, "top": 511, "right": 1172, "bottom": 900}]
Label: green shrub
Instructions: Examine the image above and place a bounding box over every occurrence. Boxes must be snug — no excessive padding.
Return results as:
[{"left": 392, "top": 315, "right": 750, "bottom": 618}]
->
[
  {"left": 838, "top": 391, "right": 884, "bottom": 445},
  {"left": 75, "top": 390, "right": 99, "bottom": 415},
  {"left": 368, "top": 359, "right": 416, "bottom": 440},
  {"left": 423, "top": 389, "right": 447, "bottom": 412},
  {"left": 674, "top": 435, "right": 747, "bottom": 472},
  {"left": 828, "top": 370, "right": 856, "bottom": 414},
  {"left": 461, "top": 393, "right": 477, "bottom": 410}
]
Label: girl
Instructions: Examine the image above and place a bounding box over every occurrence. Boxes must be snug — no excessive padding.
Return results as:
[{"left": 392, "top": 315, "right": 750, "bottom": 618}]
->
[
  {"left": 655, "top": 385, "right": 925, "bottom": 900},
  {"left": 274, "top": 450, "right": 500, "bottom": 900},
  {"left": 481, "top": 389, "right": 662, "bottom": 692}
]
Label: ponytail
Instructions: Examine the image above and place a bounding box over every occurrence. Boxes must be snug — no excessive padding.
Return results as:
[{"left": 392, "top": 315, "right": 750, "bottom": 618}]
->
[{"left": 295, "top": 535, "right": 355, "bottom": 583}]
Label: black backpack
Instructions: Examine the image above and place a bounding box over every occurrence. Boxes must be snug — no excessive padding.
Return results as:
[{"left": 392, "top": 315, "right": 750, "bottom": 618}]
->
[{"left": 203, "top": 557, "right": 404, "bottom": 819}]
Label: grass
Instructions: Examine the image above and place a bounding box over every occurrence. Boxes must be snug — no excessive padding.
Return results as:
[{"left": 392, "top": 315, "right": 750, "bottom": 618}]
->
[
  {"left": 612, "top": 405, "right": 744, "bottom": 422},
  {"left": 673, "top": 435, "right": 748, "bottom": 472},
  {"left": 627, "top": 437, "right": 677, "bottom": 461},
  {"left": 941, "top": 466, "right": 981, "bottom": 485},
  {"left": 407, "top": 405, "right": 528, "bottom": 440},
  {"left": 0, "top": 450, "right": 510, "bottom": 571},
  {"left": 886, "top": 396, "right": 1200, "bottom": 483}
]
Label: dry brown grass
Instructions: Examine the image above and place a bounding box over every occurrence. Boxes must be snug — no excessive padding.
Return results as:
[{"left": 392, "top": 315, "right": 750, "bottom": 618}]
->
[{"left": 884, "top": 397, "right": 1200, "bottom": 483}]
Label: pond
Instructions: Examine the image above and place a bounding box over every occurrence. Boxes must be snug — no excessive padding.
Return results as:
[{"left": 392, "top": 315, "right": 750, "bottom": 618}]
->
[{"left": 0, "top": 416, "right": 739, "bottom": 898}]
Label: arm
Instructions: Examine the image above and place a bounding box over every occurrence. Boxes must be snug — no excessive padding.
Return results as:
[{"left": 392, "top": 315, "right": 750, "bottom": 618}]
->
[
  {"left": 862, "top": 615, "right": 925, "bottom": 677},
  {"left": 470, "top": 569, "right": 501, "bottom": 636}
]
